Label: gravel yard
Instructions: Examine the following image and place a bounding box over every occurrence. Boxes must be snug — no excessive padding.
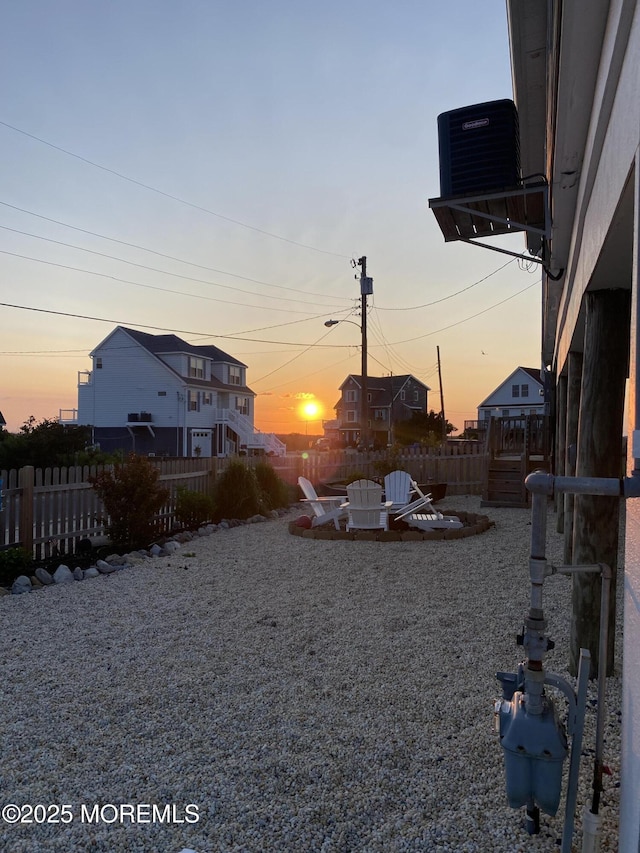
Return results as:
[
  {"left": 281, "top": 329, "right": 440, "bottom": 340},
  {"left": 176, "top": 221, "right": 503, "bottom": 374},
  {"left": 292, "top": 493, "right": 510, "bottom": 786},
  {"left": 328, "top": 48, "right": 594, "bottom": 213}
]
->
[{"left": 0, "top": 496, "right": 622, "bottom": 852}]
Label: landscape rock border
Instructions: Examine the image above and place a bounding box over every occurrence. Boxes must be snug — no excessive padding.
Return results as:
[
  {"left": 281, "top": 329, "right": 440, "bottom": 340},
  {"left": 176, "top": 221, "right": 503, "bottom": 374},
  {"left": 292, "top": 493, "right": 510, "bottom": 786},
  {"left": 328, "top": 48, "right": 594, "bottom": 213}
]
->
[
  {"left": 2, "top": 510, "right": 286, "bottom": 596},
  {"left": 289, "top": 509, "right": 495, "bottom": 541}
]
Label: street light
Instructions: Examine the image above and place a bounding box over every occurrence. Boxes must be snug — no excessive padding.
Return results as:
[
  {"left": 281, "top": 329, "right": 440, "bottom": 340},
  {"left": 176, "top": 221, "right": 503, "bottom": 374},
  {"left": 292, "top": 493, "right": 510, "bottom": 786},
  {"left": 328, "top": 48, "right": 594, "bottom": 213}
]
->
[{"left": 324, "top": 312, "right": 369, "bottom": 449}]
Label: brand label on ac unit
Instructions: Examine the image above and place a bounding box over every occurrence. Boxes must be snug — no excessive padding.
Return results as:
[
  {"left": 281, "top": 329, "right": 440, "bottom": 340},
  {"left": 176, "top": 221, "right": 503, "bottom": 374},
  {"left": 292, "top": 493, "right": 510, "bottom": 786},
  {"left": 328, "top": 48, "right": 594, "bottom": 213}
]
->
[{"left": 462, "top": 118, "right": 490, "bottom": 130}]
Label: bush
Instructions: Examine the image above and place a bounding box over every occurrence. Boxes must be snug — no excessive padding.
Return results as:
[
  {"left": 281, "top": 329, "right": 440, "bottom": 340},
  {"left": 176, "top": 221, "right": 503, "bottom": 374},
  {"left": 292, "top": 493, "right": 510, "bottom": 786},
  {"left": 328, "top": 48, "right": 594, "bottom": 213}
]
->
[
  {"left": 88, "top": 454, "right": 169, "bottom": 549},
  {"left": 253, "top": 461, "right": 290, "bottom": 510},
  {"left": 0, "top": 547, "right": 32, "bottom": 587},
  {"left": 212, "top": 460, "right": 265, "bottom": 520},
  {"left": 175, "top": 486, "right": 215, "bottom": 529}
]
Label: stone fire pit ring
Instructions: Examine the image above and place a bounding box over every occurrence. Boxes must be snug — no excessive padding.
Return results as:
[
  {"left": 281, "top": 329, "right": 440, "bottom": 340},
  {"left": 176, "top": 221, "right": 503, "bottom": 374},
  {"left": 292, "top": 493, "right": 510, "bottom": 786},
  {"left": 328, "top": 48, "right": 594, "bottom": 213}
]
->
[{"left": 288, "top": 510, "right": 495, "bottom": 541}]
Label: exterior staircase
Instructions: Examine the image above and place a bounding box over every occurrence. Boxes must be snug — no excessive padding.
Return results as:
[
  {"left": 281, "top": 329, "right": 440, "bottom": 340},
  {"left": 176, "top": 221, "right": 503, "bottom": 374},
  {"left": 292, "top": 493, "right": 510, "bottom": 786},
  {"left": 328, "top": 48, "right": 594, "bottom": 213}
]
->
[
  {"left": 481, "top": 415, "right": 551, "bottom": 508},
  {"left": 214, "top": 409, "right": 286, "bottom": 456}
]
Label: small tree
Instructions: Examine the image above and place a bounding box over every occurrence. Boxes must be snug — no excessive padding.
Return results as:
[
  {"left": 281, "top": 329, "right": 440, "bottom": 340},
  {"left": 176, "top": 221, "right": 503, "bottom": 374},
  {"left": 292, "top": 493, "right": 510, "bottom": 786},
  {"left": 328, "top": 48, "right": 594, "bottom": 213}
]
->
[
  {"left": 89, "top": 454, "right": 169, "bottom": 548},
  {"left": 394, "top": 410, "right": 457, "bottom": 446},
  {"left": 0, "top": 416, "right": 92, "bottom": 470},
  {"left": 175, "top": 486, "right": 215, "bottom": 529},
  {"left": 212, "top": 460, "right": 265, "bottom": 520},
  {"left": 253, "top": 461, "right": 291, "bottom": 510}
]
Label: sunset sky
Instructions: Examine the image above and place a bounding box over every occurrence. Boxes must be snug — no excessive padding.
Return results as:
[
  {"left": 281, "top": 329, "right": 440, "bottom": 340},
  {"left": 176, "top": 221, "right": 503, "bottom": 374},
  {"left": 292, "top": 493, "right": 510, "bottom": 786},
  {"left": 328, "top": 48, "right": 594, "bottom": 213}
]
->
[{"left": 0, "top": 1, "right": 541, "bottom": 436}]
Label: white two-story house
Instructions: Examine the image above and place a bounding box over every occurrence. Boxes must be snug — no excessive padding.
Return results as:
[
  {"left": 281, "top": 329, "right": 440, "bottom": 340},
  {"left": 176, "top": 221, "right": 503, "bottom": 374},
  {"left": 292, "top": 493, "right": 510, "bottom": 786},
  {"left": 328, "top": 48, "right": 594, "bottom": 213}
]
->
[
  {"left": 477, "top": 366, "right": 548, "bottom": 423},
  {"left": 67, "top": 326, "right": 285, "bottom": 457}
]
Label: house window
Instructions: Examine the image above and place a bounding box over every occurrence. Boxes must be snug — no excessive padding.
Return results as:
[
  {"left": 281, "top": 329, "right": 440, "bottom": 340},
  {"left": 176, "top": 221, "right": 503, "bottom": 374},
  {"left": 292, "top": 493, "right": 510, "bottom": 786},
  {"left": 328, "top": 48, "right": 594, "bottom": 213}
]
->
[
  {"left": 521, "top": 384, "right": 529, "bottom": 398},
  {"left": 347, "top": 410, "right": 356, "bottom": 422},
  {"left": 400, "top": 391, "right": 406, "bottom": 400},
  {"left": 346, "top": 390, "right": 357, "bottom": 402},
  {"left": 414, "top": 390, "right": 419, "bottom": 401},
  {"left": 203, "top": 392, "right": 213, "bottom": 405},
  {"left": 188, "top": 390, "right": 199, "bottom": 411},
  {"left": 502, "top": 409, "right": 509, "bottom": 417},
  {"left": 374, "top": 409, "right": 387, "bottom": 421},
  {"left": 229, "top": 366, "right": 242, "bottom": 386},
  {"left": 512, "top": 384, "right": 520, "bottom": 398},
  {"left": 157, "top": 391, "right": 167, "bottom": 396},
  {"left": 189, "top": 357, "right": 204, "bottom": 379},
  {"left": 236, "top": 396, "right": 249, "bottom": 416},
  {"left": 95, "top": 357, "right": 102, "bottom": 369},
  {"left": 367, "top": 392, "right": 372, "bottom": 402}
]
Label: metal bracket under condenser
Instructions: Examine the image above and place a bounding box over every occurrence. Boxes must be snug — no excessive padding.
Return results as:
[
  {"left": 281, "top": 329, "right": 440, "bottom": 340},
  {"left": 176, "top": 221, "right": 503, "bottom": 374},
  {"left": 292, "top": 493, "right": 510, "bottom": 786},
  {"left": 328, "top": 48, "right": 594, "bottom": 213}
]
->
[{"left": 428, "top": 183, "right": 550, "bottom": 266}]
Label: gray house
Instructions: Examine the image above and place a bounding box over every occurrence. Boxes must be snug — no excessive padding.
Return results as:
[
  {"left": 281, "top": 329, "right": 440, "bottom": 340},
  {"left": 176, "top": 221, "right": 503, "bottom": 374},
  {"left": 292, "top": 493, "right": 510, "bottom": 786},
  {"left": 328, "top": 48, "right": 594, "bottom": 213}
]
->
[
  {"left": 332, "top": 374, "right": 430, "bottom": 448},
  {"left": 67, "top": 326, "right": 284, "bottom": 457}
]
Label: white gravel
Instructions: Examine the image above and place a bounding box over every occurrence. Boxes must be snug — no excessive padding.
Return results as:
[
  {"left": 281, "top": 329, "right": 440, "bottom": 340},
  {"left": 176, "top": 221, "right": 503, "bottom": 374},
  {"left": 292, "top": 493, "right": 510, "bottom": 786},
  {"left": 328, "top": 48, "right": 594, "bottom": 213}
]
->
[{"left": 0, "top": 496, "right": 622, "bottom": 852}]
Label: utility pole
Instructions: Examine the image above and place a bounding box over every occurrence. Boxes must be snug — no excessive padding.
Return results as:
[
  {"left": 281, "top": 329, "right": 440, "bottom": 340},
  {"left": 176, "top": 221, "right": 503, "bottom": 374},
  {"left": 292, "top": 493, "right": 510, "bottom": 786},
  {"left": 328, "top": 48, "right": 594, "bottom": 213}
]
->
[
  {"left": 437, "top": 345, "right": 447, "bottom": 444},
  {"left": 357, "top": 256, "right": 373, "bottom": 449}
]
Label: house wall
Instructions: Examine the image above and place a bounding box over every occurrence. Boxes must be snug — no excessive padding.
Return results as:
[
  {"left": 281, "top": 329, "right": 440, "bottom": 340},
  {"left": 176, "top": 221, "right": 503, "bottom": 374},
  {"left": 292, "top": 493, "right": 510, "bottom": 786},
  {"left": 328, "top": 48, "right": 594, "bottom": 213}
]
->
[
  {"left": 77, "top": 329, "right": 184, "bottom": 428},
  {"left": 212, "top": 362, "right": 245, "bottom": 386},
  {"left": 621, "top": 130, "right": 640, "bottom": 851},
  {"left": 545, "top": 4, "right": 640, "bottom": 846},
  {"left": 554, "top": 0, "right": 640, "bottom": 373},
  {"left": 393, "top": 377, "right": 428, "bottom": 413},
  {"left": 93, "top": 426, "right": 180, "bottom": 457},
  {"left": 339, "top": 377, "right": 361, "bottom": 426},
  {"left": 477, "top": 369, "right": 544, "bottom": 419}
]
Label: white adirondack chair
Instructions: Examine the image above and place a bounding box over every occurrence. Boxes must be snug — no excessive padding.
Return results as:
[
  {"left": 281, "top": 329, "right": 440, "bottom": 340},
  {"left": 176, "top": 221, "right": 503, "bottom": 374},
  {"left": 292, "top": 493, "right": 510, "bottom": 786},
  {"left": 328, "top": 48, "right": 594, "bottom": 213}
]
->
[
  {"left": 384, "top": 473, "right": 436, "bottom": 516},
  {"left": 383, "top": 470, "right": 415, "bottom": 511},
  {"left": 394, "top": 481, "right": 462, "bottom": 530},
  {"left": 343, "top": 479, "right": 392, "bottom": 531},
  {"left": 297, "top": 476, "right": 347, "bottom": 530}
]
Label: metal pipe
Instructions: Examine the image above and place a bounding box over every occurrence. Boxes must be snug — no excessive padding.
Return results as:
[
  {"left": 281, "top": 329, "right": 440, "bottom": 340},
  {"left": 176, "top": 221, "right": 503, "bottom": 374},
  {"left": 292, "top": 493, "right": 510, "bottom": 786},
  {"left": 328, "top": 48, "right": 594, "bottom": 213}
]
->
[
  {"left": 562, "top": 649, "right": 591, "bottom": 853},
  {"left": 592, "top": 563, "right": 611, "bottom": 815},
  {"left": 524, "top": 489, "right": 549, "bottom": 714},
  {"left": 525, "top": 470, "right": 623, "bottom": 497}
]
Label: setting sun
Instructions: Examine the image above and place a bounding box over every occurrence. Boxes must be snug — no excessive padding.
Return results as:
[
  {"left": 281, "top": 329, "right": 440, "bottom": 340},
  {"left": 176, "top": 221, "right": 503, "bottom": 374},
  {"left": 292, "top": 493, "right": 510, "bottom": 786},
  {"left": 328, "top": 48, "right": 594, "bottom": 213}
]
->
[{"left": 301, "top": 401, "right": 320, "bottom": 419}]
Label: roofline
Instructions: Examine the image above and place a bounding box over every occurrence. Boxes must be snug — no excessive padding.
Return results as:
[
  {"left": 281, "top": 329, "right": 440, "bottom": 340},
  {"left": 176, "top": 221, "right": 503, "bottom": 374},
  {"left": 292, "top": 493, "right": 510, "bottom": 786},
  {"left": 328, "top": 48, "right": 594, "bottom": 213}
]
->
[{"left": 477, "top": 366, "right": 544, "bottom": 408}]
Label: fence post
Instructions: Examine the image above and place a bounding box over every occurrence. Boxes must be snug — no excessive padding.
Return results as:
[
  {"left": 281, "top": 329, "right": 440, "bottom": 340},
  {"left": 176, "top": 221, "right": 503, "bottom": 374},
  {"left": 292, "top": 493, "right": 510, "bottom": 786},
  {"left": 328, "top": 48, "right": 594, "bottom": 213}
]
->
[{"left": 19, "top": 465, "right": 34, "bottom": 555}]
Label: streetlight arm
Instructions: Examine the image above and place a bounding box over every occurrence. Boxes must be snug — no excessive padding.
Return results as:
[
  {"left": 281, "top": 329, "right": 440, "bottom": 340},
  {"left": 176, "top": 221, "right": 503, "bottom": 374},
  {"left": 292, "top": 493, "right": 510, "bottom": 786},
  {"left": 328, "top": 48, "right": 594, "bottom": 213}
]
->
[{"left": 324, "top": 318, "right": 361, "bottom": 330}]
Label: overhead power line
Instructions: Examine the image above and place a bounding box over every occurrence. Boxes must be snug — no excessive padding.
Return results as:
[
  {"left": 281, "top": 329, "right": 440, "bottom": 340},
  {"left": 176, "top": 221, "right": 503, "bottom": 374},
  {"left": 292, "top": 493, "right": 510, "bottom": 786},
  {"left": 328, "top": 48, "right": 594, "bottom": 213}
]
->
[
  {"left": 0, "top": 228, "right": 349, "bottom": 310},
  {"left": 373, "top": 258, "right": 518, "bottom": 311},
  {"left": 0, "top": 120, "right": 350, "bottom": 259},
  {"left": 0, "top": 280, "right": 537, "bottom": 358},
  {"left": 0, "top": 248, "right": 346, "bottom": 314},
  {"left": 0, "top": 200, "right": 354, "bottom": 303},
  {"left": 0, "top": 300, "right": 356, "bottom": 347}
]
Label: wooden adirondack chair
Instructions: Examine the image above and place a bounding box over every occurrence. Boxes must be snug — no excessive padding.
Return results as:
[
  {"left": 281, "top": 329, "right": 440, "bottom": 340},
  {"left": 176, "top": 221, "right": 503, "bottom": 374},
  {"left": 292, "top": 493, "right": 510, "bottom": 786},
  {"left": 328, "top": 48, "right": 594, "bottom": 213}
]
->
[
  {"left": 297, "top": 476, "right": 347, "bottom": 530},
  {"left": 343, "top": 479, "right": 392, "bottom": 531}
]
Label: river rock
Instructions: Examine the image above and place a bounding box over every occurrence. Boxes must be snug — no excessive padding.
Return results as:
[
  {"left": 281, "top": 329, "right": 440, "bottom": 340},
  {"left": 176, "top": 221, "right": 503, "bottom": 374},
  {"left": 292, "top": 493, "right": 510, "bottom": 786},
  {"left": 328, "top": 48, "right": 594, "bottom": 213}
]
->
[
  {"left": 11, "top": 575, "right": 32, "bottom": 594},
  {"left": 35, "top": 568, "right": 54, "bottom": 585},
  {"left": 53, "top": 565, "right": 74, "bottom": 584}
]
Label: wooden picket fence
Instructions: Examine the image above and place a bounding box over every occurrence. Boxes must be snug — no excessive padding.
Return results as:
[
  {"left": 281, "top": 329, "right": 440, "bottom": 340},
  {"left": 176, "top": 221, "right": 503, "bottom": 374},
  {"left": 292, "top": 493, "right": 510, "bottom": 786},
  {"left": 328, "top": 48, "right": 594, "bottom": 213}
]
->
[{"left": 0, "top": 445, "right": 487, "bottom": 559}]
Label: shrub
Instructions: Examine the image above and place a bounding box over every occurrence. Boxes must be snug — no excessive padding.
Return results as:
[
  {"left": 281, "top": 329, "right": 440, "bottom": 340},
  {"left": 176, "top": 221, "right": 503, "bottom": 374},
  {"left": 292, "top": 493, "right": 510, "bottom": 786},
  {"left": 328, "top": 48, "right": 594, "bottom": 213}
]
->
[
  {"left": 88, "top": 454, "right": 169, "bottom": 549},
  {"left": 175, "top": 486, "right": 215, "bottom": 529},
  {"left": 0, "top": 547, "right": 32, "bottom": 587},
  {"left": 212, "top": 460, "right": 265, "bottom": 520},
  {"left": 372, "top": 447, "right": 405, "bottom": 479},
  {"left": 253, "top": 461, "right": 290, "bottom": 510}
]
